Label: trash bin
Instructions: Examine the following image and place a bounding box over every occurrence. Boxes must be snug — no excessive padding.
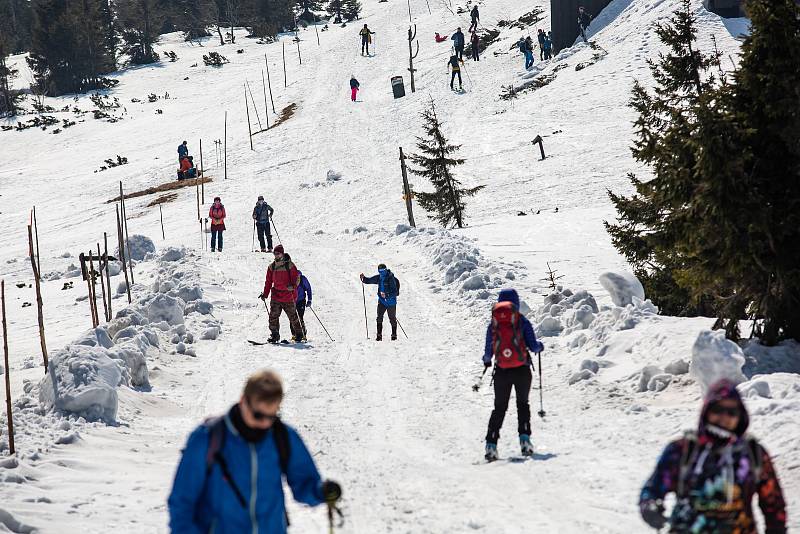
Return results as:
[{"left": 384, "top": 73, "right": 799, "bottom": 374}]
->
[{"left": 391, "top": 76, "right": 406, "bottom": 99}]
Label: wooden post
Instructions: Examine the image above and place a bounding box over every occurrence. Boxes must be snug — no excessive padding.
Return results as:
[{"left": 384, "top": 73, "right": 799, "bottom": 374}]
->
[
  {"left": 261, "top": 70, "right": 271, "bottom": 129},
  {"left": 119, "top": 182, "right": 134, "bottom": 285},
  {"left": 116, "top": 205, "right": 132, "bottom": 304},
  {"left": 27, "top": 222, "right": 48, "bottom": 372},
  {"left": 246, "top": 81, "right": 263, "bottom": 132},
  {"left": 399, "top": 147, "right": 416, "bottom": 228},
  {"left": 296, "top": 37, "right": 302, "bottom": 65},
  {"left": 196, "top": 178, "right": 201, "bottom": 220},
  {"left": 264, "top": 55, "right": 276, "bottom": 113},
  {"left": 103, "top": 233, "right": 112, "bottom": 320},
  {"left": 282, "top": 42, "right": 287, "bottom": 88},
  {"left": 1, "top": 280, "right": 14, "bottom": 455},
  {"left": 97, "top": 244, "right": 109, "bottom": 322},
  {"left": 532, "top": 135, "right": 546, "bottom": 160},
  {"left": 408, "top": 25, "right": 419, "bottom": 93},
  {"left": 244, "top": 85, "right": 254, "bottom": 151},
  {"left": 32, "top": 205, "right": 41, "bottom": 275},
  {"left": 224, "top": 112, "right": 228, "bottom": 180},
  {"left": 199, "top": 219, "right": 203, "bottom": 250},
  {"left": 314, "top": 23, "right": 320, "bottom": 46},
  {"left": 425, "top": 0, "right": 431, "bottom": 14},
  {"left": 199, "top": 138, "right": 204, "bottom": 178},
  {"left": 159, "top": 204, "right": 166, "bottom": 240},
  {"left": 87, "top": 252, "right": 99, "bottom": 327}
]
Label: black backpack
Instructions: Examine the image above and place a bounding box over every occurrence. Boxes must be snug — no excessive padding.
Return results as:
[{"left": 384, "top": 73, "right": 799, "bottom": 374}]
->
[
  {"left": 204, "top": 416, "right": 292, "bottom": 524},
  {"left": 385, "top": 271, "right": 400, "bottom": 297}
]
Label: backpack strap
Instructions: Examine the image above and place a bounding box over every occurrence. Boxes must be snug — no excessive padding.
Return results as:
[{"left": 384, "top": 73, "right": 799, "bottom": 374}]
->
[
  {"left": 205, "top": 417, "right": 248, "bottom": 508},
  {"left": 744, "top": 435, "right": 763, "bottom": 483},
  {"left": 677, "top": 431, "right": 699, "bottom": 499},
  {"left": 272, "top": 418, "right": 292, "bottom": 527}
]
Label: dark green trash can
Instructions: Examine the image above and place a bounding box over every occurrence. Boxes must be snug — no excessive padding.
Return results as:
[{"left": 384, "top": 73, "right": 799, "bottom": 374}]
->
[{"left": 391, "top": 76, "right": 405, "bottom": 98}]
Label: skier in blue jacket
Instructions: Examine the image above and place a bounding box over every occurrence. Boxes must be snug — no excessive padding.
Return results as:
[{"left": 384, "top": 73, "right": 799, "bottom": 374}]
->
[
  {"left": 360, "top": 263, "right": 400, "bottom": 341},
  {"left": 295, "top": 271, "right": 313, "bottom": 338},
  {"left": 168, "top": 370, "right": 342, "bottom": 534},
  {"left": 451, "top": 27, "right": 465, "bottom": 60}
]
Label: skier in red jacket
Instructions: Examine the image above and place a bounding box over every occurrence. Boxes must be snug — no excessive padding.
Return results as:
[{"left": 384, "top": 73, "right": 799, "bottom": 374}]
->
[{"left": 259, "top": 245, "right": 305, "bottom": 343}]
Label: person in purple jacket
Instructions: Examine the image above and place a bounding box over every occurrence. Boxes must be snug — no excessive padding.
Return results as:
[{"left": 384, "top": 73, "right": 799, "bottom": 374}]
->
[{"left": 295, "top": 271, "right": 313, "bottom": 339}]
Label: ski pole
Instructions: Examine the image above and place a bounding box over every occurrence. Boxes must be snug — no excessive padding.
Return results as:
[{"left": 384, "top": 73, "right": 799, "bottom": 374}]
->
[
  {"left": 537, "top": 351, "right": 546, "bottom": 418},
  {"left": 309, "top": 305, "right": 335, "bottom": 342},
  {"left": 395, "top": 318, "right": 409, "bottom": 339},
  {"left": 252, "top": 221, "right": 256, "bottom": 251},
  {"left": 361, "top": 281, "right": 369, "bottom": 339},
  {"left": 327, "top": 501, "right": 344, "bottom": 533},
  {"left": 270, "top": 214, "right": 282, "bottom": 245},
  {"left": 472, "top": 365, "right": 489, "bottom": 392}
]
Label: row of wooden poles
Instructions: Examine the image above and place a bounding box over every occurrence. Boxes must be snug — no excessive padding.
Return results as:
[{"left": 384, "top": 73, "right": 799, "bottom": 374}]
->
[{"left": 2, "top": 182, "right": 135, "bottom": 455}]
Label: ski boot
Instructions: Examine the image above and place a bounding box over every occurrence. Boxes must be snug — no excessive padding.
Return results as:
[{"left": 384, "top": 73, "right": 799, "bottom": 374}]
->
[
  {"left": 267, "top": 332, "right": 280, "bottom": 344},
  {"left": 391, "top": 324, "right": 397, "bottom": 341},
  {"left": 376, "top": 323, "right": 383, "bottom": 341},
  {"left": 391, "top": 334, "right": 397, "bottom": 341},
  {"left": 484, "top": 442, "right": 498, "bottom": 462},
  {"left": 520, "top": 434, "right": 534, "bottom": 457}
]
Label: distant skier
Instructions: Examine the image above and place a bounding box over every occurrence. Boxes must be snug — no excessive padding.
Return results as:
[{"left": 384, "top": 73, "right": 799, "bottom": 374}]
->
[
  {"left": 517, "top": 37, "right": 528, "bottom": 69},
  {"left": 468, "top": 6, "right": 479, "bottom": 33},
  {"left": 167, "top": 369, "right": 343, "bottom": 533},
  {"left": 470, "top": 31, "right": 480, "bottom": 61},
  {"left": 209, "top": 196, "right": 226, "bottom": 252},
  {"left": 360, "top": 24, "right": 375, "bottom": 56},
  {"left": 177, "top": 156, "right": 197, "bottom": 180},
  {"left": 350, "top": 75, "right": 360, "bottom": 102},
  {"left": 360, "top": 264, "right": 400, "bottom": 341},
  {"left": 537, "top": 29, "right": 546, "bottom": 60},
  {"left": 177, "top": 140, "right": 188, "bottom": 163},
  {"left": 640, "top": 379, "right": 787, "bottom": 533},
  {"left": 451, "top": 27, "right": 465, "bottom": 60},
  {"left": 578, "top": 6, "right": 592, "bottom": 43},
  {"left": 448, "top": 54, "right": 462, "bottom": 90},
  {"left": 543, "top": 33, "right": 553, "bottom": 60},
  {"left": 260, "top": 245, "right": 305, "bottom": 343},
  {"left": 482, "top": 288, "right": 544, "bottom": 462},
  {"left": 295, "top": 270, "right": 313, "bottom": 338},
  {"left": 525, "top": 36, "right": 535, "bottom": 69},
  {"left": 252, "top": 195, "right": 274, "bottom": 252}
]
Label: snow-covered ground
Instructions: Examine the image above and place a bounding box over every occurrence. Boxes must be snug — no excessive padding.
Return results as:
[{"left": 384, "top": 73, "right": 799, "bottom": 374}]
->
[{"left": 1, "top": 0, "right": 798, "bottom": 531}]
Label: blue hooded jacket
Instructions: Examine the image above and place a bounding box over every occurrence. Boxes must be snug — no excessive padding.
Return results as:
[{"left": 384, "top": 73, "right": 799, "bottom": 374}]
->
[
  {"left": 168, "top": 409, "right": 324, "bottom": 534},
  {"left": 296, "top": 272, "right": 312, "bottom": 305},
  {"left": 362, "top": 268, "right": 398, "bottom": 307},
  {"left": 451, "top": 30, "right": 465, "bottom": 48},
  {"left": 483, "top": 289, "right": 543, "bottom": 366}
]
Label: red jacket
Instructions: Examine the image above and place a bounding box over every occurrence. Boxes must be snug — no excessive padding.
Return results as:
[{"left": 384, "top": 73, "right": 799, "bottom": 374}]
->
[
  {"left": 179, "top": 158, "right": 192, "bottom": 172},
  {"left": 263, "top": 259, "right": 300, "bottom": 303},
  {"left": 209, "top": 204, "right": 226, "bottom": 230}
]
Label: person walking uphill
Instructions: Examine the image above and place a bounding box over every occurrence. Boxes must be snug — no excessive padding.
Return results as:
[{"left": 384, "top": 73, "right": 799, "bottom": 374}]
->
[
  {"left": 482, "top": 288, "right": 544, "bottom": 462},
  {"left": 639, "top": 379, "right": 787, "bottom": 533},
  {"left": 168, "top": 369, "right": 343, "bottom": 534},
  {"left": 468, "top": 5, "right": 479, "bottom": 32},
  {"left": 252, "top": 195, "right": 274, "bottom": 252},
  {"left": 260, "top": 245, "right": 305, "bottom": 343},
  {"left": 350, "top": 76, "right": 360, "bottom": 102},
  {"left": 448, "top": 54, "right": 462, "bottom": 90},
  {"left": 578, "top": 6, "right": 592, "bottom": 43},
  {"left": 177, "top": 140, "right": 188, "bottom": 163},
  {"left": 470, "top": 31, "right": 480, "bottom": 61},
  {"left": 209, "top": 197, "right": 226, "bottom": 252},
  {"left": 360, "top": 24, "right": 375, "bottom": 56},
  {"left": 360, "top": 264, "right": 400, "bottom": 341},
  {"left": 295, "top": 271, "right": 312, "bottom": 338},
  {"left": 451, "top": 27, "right": 465, "bottom": 60}
]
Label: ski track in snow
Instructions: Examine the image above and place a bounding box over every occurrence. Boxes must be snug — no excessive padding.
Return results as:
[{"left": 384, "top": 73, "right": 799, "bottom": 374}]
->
[{"left": 1, "top": 0, "right": 798, "bottom": 532}]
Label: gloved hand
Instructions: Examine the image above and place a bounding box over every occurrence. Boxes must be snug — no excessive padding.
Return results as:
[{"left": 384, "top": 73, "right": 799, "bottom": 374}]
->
[
  {"left": 359, "top": 273, "right": 365, "bottom": 282},
  {"left": 534, "top": 341, "right": 545, "bottom": 354},
  {"left": 640, "top": 500, "right": 666, "bottom": 530},
  {"left": 321, "top": 480, "right": 342, "bottom": 503},
  {"left": 258, "top": 293, "right": 266, "bottom": 300},
  {"left": 306, "top": 301, "right": 312, "bottom": 308},
  {"left": 484, "top": 360, "right": 492, "bottom": 368}
]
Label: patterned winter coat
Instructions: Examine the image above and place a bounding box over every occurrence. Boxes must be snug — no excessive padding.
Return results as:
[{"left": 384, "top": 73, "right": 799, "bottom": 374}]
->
[{"left": 640, "top": 381, "right": 787, "bottom": 533}]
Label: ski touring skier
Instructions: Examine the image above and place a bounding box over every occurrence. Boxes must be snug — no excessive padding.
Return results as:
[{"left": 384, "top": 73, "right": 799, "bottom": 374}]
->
[
  {"left": 451, "top": 27, "right": 465, "bottom": 60},
  {"left": 360, "top": 24, "right": 375, "bottom": 56},
  {"left": 543, "top": 32, "right": 553, "bottom": 60},
  {"left": 360, "top": 264, "right": 400, "bottom": 341},
  {"left": 167, "top": 369, "right": 343, "bottom": 534},
  {"left": 639, "top": 379, "right": 787, "bottom": 533},
  {"left": 468, "top": 5, "right": 479, "bottom": 33},
  {"left": 177, "top": 140, "right": 188, "bottom": 163},
  {"left": 524, "top": 36, "right": 535, "bottom": 69},
  {"left": 252, "top": 195, "right": 274, "bottom": 252},
  {"left": 259, "top": 245, "right": 305, "bottom": 343},
  {"left": 209, "top": 196, "right": 226, "bottom": 252},
  {"left": 537, "top": 29, "right": 546, "bottom": 60},
  {"left": 482, "top": 289, "right": 544, "bottom": 462},
  {"left": 578, "top": 6, "right": 592, "bottom": 43},
  {"left": 295, "top": 270, "right": 313, "bottom": 339},
  {"left": 470, "top": 31, "right": 480, "bottom": 61},
  {"left": 448, "top": 54, "right": 463, "bottom": 91},
  {"left": 350, "top": 75, "right": 360, "bottom": 102}
]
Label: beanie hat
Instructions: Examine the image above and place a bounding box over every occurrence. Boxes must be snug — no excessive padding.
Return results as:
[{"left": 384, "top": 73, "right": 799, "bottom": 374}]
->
[{"left": 274, "top": 245, "right": 285, "bottom": 254}]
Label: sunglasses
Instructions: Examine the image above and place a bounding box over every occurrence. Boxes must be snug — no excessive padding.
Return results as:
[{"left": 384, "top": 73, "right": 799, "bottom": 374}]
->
[
  {"left": 246, "top": 399, "right": 279, "bottom": 422},
  {"left": 709, "top": 404, "right": 740, "bottom": 417}
]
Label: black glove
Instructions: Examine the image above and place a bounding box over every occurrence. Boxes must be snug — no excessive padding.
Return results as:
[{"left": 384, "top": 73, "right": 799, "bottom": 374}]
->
[
  {"left": 321, "top": 480, "right": 342, "bottom": 503},
  {"left": 306, "top": 301, "right": 312, "bottom": 308},
  {"left": 484, "top": 361, "right": 492, "bottom": 368},
  {"left": 640, "top": 500, "right": 666, "bottom": 530},
  {"left": 258, "top": 293, "right": 266, "bottom": 300}
]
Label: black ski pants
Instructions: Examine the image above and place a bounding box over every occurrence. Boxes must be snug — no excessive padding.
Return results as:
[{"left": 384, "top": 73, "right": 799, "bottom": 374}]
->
[
  {"left": 256, "top": 221, "right": 272, "bottom": 251},
  {"left": 455, "top": 45, "right": 464, "bottom": 60},
  {"left": 361, "top": 37, "right": 370, "bottom": 55},
  {"left": 376, "top": 302, "right": 397, "bottom": 336},
  {"left": 450, "top": 70, "right": 462, "bottom": 89},
  {"left": 486, "top": 365, "right": 532, "bottom": 443},
  {"left": 296, "top": 300, "right": 307, "bottom": 336}
]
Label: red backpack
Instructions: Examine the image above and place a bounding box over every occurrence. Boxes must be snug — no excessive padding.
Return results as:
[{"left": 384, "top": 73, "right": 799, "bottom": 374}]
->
[{"left": 491, "top": 301, "right": 528, "bottom": 368}]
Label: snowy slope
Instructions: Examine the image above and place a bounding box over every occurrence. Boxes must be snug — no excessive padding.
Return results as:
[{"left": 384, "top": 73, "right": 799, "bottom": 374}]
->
[{"left": 1, "top": 0, "right": 798, "bottom": 532}]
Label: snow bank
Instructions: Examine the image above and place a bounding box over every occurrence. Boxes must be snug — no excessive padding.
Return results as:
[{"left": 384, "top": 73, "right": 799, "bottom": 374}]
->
[
  {"left": 0, "top": 508, "right": 37, "bottom": 533},
  {"left": 118, "top": 234, "right": 155, "bottom": 261},
  {"left": 598, "top": 271, "right": 645, "bottom": 307},
  {"left": 39, "top": 345, "right": 122, "bottom": 423},
  {"left": 689, "top": 330, "right": 746, "bottom": 394}
]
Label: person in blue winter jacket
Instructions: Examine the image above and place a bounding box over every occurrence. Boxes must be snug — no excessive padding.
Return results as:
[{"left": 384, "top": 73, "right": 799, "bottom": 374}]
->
[
  {"left": 451, "top": 27, "right": 465, "bottom": 60},
  {"left": 482, "top": 288, "right": 544, "bottom": 461},
  {"left": 360, "top": 263, "right": 400, "bottom": 341},
  {"left": 168, "top": 370, "right": 342, "bottom": 534},
  {"left": 177, "top": 140, "right": 188, "bottom": 163},
  {"left": 295, "top": 271, "right": 313, "bottom": 338}
]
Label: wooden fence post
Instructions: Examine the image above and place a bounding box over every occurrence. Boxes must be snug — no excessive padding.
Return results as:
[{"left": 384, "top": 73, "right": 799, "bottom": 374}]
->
[
  {"left": 119, "top": 182, "right": 134, "bottom": 285},
  {"left": 97, "top": 244, "right": 109, "bottom": 322},
  {"left": 103, "top": 233, "right": 112, "bottom": 320},
  {"left": 399, "top": 147, "right": 416, "bottom": 228},
  {"left": 159, "top": 204, "right": 166, "bottom": 240},
  {"left": 116, "top": 205, "right": 132, "bottom": 304},
  {"left": 282, "top": 42, "right": 287, "bottom": 88},
  {"left": 532, "top": 135, "right": 546, "bottom": 160},
  {"left": 224, "top": 112, "right": 228, "bottom": 180},
  {"left": 265, "top": 55, "right": 276, "bottom": 113},
  {"left": 27, "top": 220, "right": 48, "bottom": 372},
  {"left": 2, "top": 280, "right": 14, "bottom": 455},
  {"left": 261, "top": 70, "right": 271, "bottom": 129},
  {"left": 244, "top": 85, "right": 254, "bottom": 151}
]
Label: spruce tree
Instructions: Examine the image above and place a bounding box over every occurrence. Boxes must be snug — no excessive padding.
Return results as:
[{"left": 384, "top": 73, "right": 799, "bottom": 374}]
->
[
  {"left": 0, "top": 34, "right": 21, "bottom": 116},
  {"left": 410, "top": 101, "right": 483, "bottom": 229},
  {"left": 605, "top": 0, "right": 721, "bottom": 316},
  {"left": 326, "top": 0, "right": 343, "bottom": 23},
  {"left": 341, "top": 0, "right": 361, "bottom": 21},
  {"left": 116, "top": 0, "right": 164, "bottom": 65},
  {"left": 0, "top": 0, "right": 34, "bottom": 53}
]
